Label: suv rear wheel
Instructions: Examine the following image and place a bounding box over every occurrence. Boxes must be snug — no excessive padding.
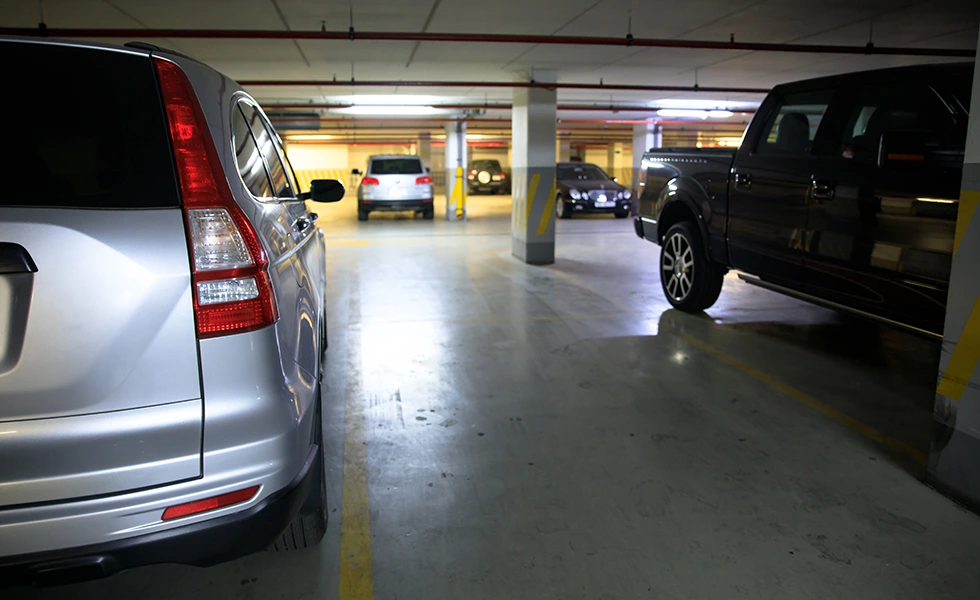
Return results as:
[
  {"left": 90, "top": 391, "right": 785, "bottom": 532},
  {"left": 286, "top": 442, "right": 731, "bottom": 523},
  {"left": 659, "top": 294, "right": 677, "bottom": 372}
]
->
[
  {"left": 272, "top": 397, "right": 327, "bottom": 552},
  {"left": 660, "top": 222, "right": 724, "bottom": 312}
]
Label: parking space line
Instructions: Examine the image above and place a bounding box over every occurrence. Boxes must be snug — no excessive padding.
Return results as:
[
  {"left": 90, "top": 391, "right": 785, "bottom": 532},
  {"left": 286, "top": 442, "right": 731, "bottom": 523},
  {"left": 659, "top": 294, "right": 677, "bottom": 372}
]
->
[
  {"left": 339, "top": 363, "right": 375, "bottom": 600},
  {"left": 673, "top": 329, "right": 928, "bottom": 466}
]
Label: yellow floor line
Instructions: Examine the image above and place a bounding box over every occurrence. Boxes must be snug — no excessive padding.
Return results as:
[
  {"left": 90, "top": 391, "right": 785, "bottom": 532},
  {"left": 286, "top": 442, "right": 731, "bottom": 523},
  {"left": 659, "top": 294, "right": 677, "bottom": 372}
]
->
[
  {"left": 339, "top": 370, "right": 374, "bottom": 599},
  {"left": 673, "top": 329, "right": 928, "bottom": 466}
]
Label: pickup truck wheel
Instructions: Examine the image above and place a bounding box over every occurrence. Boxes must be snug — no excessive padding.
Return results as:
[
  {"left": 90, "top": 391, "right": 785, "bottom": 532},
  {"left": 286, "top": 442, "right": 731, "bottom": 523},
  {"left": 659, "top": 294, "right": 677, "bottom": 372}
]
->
[{"left": 660, "top": 222, "right": 724, "bottom": 312}]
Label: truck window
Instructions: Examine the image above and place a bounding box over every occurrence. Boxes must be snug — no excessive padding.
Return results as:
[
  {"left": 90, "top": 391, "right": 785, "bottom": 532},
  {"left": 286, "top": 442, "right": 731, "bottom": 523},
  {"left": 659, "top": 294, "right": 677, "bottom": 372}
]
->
[
  {"left": 836, "top": 83, "right": 962, "bottom": 162},
  {"left": 756, "top": 90, "right": 834, "bottom": 157}
]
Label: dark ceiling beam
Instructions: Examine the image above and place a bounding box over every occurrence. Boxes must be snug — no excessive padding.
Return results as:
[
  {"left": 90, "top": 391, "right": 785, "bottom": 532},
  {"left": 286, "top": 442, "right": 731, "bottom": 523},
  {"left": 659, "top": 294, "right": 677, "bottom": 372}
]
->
[{"left": 3, "top": 27, "right": 973, "bottom": 57}]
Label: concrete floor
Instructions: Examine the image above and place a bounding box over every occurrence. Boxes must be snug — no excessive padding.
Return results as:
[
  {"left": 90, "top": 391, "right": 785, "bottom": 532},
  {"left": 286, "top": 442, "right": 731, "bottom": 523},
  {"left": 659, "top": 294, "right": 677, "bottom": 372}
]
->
[{"left": 13, "top": 195, "right": 980, "bottom": 599}]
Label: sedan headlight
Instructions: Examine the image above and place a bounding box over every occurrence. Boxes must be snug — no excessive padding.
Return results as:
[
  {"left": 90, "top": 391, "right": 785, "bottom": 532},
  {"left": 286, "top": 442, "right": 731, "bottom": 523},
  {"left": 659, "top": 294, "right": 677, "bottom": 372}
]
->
[
  {"left": 624, "top": 190, "right": 632, "bottom": 200},
  {"left": 617, "top": 191, "right": 624, "bottom": 200},
  {"left": 569, "top": 189, "right": 582, "bottom": 200}
]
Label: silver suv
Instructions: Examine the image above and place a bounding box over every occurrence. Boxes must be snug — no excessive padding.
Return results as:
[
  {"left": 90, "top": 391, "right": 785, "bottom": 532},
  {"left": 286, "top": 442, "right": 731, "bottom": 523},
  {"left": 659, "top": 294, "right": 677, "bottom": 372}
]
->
[
  {"left": 0, "top": 38, "right": 343, "bottom": 585},
  {"left": 354, "top": 155, "right": 434, "bottom": 220}
]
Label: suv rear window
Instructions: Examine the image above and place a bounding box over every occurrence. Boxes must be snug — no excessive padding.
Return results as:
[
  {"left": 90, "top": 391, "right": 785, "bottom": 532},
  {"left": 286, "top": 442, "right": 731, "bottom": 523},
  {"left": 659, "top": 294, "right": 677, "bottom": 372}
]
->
[
  {"left": 370, "top": 158, "right": 424, "bottom": 175},
  {"left": 0, "top": 42, "right": 178, "bottom": 209},
  {"left": 472, "top": 160, "right": 502, "bottom": 170}
]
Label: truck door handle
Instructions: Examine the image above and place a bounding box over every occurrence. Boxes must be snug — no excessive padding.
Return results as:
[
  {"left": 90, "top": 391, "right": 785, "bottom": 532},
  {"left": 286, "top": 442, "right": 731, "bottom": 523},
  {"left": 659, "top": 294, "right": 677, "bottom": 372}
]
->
[
  {"left": 734, "top": 173, "right": 751, "bottom": 190},
  {"left": 811, "top": 179, "right": 835, "bottom": 201}
]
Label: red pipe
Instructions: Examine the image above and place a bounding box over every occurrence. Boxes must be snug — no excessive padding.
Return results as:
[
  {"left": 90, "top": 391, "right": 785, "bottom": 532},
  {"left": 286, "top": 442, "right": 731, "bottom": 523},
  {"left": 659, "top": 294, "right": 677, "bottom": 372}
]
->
[
  {"left": 3, "top": 27, "right": 972, "bottom": 57},
  {"left": 241, "top": 79, "right": 769, "bottom": 94},
  {"left": 263, "top": 103, "right": 756, "bottom": 114}
]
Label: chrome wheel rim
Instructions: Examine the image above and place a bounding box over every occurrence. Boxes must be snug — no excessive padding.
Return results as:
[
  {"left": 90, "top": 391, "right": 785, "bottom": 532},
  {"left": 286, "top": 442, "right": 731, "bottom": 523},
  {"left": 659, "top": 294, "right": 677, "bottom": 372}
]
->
[{"left": 662, "top": 232, "right": 695, "bottom": 302}]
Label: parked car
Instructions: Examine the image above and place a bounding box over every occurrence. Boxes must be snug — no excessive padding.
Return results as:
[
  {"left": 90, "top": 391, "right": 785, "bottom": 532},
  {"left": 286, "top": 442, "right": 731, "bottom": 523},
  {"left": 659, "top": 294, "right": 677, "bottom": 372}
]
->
[
  {"left": 634, "top": 62, "right": 973, "bottom": 337},
  {"left": 354, "top": 155, "right": 434, "bottom": 220},
  {"left": 555, "top": 162, "right": 632, "bottom": 219},
  {"left": 467, "top": 159, "right": 510, "bottom": 194},
  {"left": 0, "top": 37, "right": 344, "bottom": 585}
]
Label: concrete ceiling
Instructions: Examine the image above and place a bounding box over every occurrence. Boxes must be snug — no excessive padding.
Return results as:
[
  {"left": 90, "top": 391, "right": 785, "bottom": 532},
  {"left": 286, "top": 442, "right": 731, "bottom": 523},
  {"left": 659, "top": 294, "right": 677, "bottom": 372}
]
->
[{"left": 3, "top": 0, "right": 978, "bottom": 115}]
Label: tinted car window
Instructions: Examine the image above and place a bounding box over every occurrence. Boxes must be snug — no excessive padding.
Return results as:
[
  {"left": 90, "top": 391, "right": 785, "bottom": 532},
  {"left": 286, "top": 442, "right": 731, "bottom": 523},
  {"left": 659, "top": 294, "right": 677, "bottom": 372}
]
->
[
  {"left": 370, "top": 158, "right": 424, "bottom": 175},
  {"left": 232, "top": 106, "right": 274, "bottom": 198},
  {"left": 239, "top": 102, "right": 294, "bottom": 198},
  {"left": 836, "top": 83, "right": 963, "bottom": 162},
  {"left": 558, "top": 165, "right": 609, "bottom": 181},
  {"left": 472, "top": 160, "right": 502, "bottom": 170},
  {"left": 756, "top": 90, "right": 835, "bottom": 156},
  {"left": 0, "top": 42, "right": 178, "bottom": 208}
]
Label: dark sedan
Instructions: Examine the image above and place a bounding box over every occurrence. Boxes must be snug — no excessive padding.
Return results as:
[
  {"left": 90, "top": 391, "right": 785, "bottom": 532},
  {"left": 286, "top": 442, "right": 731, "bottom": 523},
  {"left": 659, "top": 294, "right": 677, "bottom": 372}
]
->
[{"left": 555, "top": 163, "right": 631, "bottom": 219}]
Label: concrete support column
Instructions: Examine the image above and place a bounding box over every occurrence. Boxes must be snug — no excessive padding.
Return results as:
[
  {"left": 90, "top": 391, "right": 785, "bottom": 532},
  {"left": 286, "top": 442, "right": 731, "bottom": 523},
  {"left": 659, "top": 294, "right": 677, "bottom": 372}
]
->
[
  {"left": 417, "top": 132, "right": 432, "bottom": 172},
  {"left": 444, "top": 121, "right": 467, "bottom": 221},
  {"left": 631, "top": 122, "right": 660, "bottom": 215},
  {"left": 511, "top": 70, "right": 557, "bottom": 265},
  {"left": 557, "top": 135, "right": 571, "bottom": 163},
  {"left": 929, "top": 48, "right": 980, "bottom": 510}
]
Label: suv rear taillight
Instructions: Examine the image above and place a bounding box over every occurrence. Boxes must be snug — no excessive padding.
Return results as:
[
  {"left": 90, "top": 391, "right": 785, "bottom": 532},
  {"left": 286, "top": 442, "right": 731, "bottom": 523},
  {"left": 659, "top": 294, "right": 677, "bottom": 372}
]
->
[
  {"left": 154, "top": 57, "right": 278, "bottom": 338},
  {"left": 361, "top": 177, "right": 380, "bottom": 185},
  {"left": 416, "top": 176, "right": 432, "bottom": 184}
]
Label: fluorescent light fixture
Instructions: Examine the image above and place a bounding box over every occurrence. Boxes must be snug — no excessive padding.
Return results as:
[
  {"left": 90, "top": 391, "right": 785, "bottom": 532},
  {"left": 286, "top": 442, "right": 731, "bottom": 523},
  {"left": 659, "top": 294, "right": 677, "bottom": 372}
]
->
[
  {"left": 657, "top": 109, "right": 734, "bottom": 119},
  {"left": 328, "top": 94, "right": 451, "bottom": 106},
  {"left": 652, "top": 98, "right": 760, "bottom": 110},
  {"left": 331, "top": 105, "right": 448, "bottom": 116},
  {"left": 918, "top": 197, "right": 957, "bottom": 204},
  {"left": 284, "top": 134, "right": 334, "bottom": 141}
]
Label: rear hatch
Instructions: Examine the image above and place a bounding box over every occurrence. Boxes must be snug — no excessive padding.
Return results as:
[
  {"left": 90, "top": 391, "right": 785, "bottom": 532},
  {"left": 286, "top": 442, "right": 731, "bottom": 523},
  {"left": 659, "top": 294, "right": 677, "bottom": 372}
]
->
[
  {"left": 366, "top": 157, "right": 428, "bottom": 199},
  {"left": 0, "top": 41, "right": 203, "bottom": 506}
]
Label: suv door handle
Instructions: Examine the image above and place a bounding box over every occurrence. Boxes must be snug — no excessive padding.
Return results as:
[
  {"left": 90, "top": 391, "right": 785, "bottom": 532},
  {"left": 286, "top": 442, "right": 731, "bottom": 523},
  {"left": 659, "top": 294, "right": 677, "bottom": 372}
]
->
[
  {"left": 811, "top": 179, "right": 835, "bottom": 201},
  {"left": 293, "top": 217, "right": 311, "bottom": 232},
  {"left": 734, "top": 172, "right": 751, "bottom": 190}
]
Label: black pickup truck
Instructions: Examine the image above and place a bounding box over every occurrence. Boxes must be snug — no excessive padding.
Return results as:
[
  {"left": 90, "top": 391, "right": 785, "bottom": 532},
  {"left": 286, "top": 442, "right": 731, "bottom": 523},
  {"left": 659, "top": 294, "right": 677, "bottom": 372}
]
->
[{"left": 634, "top": 62, "right": 973, "bottom": 337}]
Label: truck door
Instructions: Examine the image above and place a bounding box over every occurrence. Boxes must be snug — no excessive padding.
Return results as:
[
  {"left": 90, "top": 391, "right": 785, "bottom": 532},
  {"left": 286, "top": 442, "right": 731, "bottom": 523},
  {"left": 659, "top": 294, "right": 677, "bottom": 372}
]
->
[
  {"left": 803, "top": 79, "right": 967, "bottom": 335},
  {"left": 728, "top": 89, "right": 836, "bottom": 289}
]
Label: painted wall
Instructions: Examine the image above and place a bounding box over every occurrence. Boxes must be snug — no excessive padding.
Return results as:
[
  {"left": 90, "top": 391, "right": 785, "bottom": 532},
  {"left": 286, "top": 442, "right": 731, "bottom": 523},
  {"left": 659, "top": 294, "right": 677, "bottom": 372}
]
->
[{"left": 285, "top": 144, "right": 349, "bottom": 171}]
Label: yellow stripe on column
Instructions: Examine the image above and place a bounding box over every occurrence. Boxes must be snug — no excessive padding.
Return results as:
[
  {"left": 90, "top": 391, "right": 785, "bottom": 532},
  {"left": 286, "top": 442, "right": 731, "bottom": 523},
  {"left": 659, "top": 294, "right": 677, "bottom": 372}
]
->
[
  {"left": 937, "top": 188, "right": 980, "bottom": 400},
  {"left": 938, "top": 296, "right": 980, "bottom": 401},
  {"left": 537, "top": 183, "right": 557, "bottom": 235},
  {"left": 526, "top": 173, "right": 541, "bottom": 230},
  {"left": 954, "top": 190, "right": 980, "bottom": 256}
]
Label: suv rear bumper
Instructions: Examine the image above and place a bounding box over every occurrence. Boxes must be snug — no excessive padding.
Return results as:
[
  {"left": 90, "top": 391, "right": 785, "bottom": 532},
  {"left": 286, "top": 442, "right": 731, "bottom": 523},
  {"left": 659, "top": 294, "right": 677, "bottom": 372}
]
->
[
  {"left": 0, "top": 445, "right": 319, "bottom": 587},
  {"left": 360, "top": 199, "right": 433, "bottom": 211}
]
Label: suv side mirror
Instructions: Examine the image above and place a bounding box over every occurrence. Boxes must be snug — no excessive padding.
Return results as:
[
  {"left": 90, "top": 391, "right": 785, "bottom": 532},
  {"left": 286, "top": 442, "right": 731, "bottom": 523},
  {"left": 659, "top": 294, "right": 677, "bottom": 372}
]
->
[
  {"left": 304, "top": 179, "right": 345, "bottom": 203},
  {"left": 426, "top": 167, "right": 431, "bottom": 174},
  {"left": 351, "top": 168, "right": 363, "bottom": 176}
]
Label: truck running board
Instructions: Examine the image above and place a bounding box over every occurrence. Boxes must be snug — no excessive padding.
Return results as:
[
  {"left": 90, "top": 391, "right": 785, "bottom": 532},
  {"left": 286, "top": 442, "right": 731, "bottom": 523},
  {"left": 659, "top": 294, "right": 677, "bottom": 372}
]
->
[{"left": 736, "top": 273, "right": 943, "bottom": 341}]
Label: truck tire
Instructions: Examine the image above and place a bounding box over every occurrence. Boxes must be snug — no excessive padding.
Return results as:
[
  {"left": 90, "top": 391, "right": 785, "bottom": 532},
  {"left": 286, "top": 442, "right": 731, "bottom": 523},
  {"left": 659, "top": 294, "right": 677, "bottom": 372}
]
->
[{"left": 660, "top": 222, "right": 724, "bottom": 313}]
